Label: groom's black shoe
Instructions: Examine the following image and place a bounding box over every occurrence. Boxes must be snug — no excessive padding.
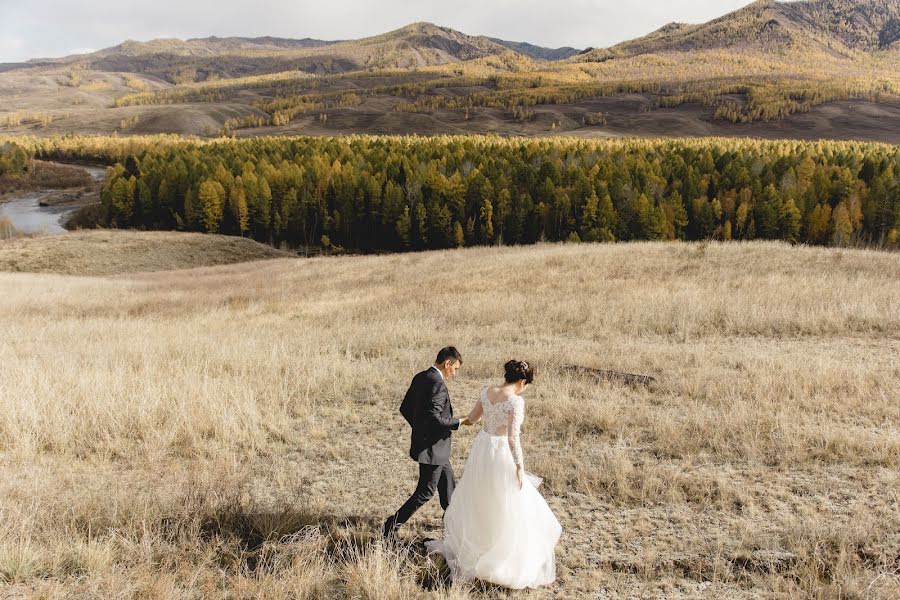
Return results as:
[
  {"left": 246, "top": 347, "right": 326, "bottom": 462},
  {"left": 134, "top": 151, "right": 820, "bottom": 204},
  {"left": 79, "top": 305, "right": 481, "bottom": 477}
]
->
[{"left": 382, "top": 518, "right": 399, "bottom": 541}]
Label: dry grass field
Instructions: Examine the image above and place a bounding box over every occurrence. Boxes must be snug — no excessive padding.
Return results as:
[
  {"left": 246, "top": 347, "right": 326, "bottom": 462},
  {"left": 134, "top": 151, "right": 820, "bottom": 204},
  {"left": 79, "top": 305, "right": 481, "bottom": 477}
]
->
[{"left": 0, "top": 239, "right": 898, "bottom": 599}]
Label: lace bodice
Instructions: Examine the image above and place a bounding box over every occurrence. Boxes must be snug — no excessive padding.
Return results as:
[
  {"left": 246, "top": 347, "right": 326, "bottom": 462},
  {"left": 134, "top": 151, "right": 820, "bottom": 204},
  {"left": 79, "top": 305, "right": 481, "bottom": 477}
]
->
[{"left": 479, "top": 387, "right": 525, "bottom": 467}]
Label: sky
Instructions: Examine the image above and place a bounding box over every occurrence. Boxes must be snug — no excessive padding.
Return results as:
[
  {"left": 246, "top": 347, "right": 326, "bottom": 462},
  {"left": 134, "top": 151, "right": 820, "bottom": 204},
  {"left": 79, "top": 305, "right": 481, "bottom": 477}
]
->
[{"left": 0, "top": 0, "right": 759, "bottom": 63}]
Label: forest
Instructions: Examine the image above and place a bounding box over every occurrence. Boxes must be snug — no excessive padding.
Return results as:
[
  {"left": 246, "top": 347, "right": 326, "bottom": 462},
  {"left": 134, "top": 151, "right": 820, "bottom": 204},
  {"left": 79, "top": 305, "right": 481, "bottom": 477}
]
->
[{"left": 3, "top": 134, "right": 898, "bottom": 251}]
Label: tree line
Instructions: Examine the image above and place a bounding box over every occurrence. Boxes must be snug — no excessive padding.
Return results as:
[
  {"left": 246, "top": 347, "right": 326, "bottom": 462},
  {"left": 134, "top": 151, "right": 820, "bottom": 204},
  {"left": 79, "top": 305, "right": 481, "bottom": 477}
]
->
[{"left": 4, "top": 134, "right": 898, "bottom": 250}]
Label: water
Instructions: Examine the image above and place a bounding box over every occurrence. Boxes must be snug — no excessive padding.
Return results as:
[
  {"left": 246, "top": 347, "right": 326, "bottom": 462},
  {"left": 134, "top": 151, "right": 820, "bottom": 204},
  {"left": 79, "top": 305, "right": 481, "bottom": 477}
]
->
[
  {"left": 78, "top": 165, "right": 107, "bottom": 182},
  {"left": 0, "top": 191, "right": 72, "bottom": 235},
  {"left": 0, "top": 163, "right": 107, "bottom": 235}
]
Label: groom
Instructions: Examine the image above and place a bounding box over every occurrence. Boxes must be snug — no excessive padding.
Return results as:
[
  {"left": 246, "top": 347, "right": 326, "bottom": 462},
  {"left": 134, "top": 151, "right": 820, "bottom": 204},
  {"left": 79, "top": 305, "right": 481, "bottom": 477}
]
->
[{"left": 383, "top": 346, "right": 471, "bottom": 539}]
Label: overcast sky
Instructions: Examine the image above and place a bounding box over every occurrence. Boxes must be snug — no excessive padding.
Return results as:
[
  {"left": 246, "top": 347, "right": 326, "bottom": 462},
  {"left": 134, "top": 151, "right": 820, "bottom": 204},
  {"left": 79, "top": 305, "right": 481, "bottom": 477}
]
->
[{"left": 1, "top": 0, "right": 759, "bottom": 63}]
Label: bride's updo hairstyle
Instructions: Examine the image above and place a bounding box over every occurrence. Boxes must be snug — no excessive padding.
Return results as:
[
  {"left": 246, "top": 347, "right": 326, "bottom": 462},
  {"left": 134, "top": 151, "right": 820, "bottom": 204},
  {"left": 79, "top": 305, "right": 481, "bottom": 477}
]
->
[{"left": 504, "top": 360, "right": 535, "bottom": 385}]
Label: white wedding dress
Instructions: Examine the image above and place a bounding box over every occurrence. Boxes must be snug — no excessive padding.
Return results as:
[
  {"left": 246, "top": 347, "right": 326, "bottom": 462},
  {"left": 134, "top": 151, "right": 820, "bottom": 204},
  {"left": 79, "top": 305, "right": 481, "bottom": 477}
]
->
[{"left": 425, "top": 387, "right": 562, "bottom": 589}]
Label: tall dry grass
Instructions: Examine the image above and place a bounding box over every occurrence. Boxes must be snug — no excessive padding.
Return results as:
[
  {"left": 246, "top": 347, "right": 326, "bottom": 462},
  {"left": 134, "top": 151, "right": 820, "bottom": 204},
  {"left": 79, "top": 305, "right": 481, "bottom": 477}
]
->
[
  {"left": 0, "top": 216, "right": 18, "bottom": 240},
  {"left": 0, "top": 239, "right": 897, "bottom": 598}
]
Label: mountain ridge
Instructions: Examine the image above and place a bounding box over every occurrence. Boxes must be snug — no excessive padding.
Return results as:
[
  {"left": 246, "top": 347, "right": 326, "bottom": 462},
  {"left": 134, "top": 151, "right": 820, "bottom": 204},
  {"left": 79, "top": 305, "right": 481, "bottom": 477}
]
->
[
  {"left": 575, "top": 0, "right": 900, "bottom": 61},
  {"left": 18, "top": 22, "right": 517, "bottom": 80},
  {"left": 8, "top": 0, "right": 899, "bottom": 78},
  {"left": 487, "top": 38, "right": 581, "bottom": 60}
]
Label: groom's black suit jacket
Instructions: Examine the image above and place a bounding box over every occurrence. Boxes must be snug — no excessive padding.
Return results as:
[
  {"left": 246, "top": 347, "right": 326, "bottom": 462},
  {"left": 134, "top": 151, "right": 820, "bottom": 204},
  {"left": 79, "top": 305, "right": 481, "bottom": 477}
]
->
[{"left": 400, "top": 367, "right": 460, "bottom": 465}]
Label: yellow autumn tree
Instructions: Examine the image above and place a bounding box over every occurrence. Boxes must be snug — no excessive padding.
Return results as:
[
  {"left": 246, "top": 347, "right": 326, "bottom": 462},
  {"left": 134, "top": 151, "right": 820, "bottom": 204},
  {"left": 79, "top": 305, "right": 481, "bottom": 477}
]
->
[{"left": 198, "top": 180, "right": 225, "bottom": 233}]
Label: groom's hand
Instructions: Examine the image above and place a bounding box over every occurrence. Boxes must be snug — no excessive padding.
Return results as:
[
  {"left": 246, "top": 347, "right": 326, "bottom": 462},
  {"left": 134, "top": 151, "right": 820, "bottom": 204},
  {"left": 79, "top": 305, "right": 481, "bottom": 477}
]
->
[{"left": 460, "top": 417, "right": 472, "bottom": 426}]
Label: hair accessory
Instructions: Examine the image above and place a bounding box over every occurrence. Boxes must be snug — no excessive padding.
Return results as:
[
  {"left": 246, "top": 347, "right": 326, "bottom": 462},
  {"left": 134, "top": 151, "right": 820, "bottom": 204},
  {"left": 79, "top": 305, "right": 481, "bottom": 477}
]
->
[{"left": 521, "top": 361, "right": 528, "bottom": 371}]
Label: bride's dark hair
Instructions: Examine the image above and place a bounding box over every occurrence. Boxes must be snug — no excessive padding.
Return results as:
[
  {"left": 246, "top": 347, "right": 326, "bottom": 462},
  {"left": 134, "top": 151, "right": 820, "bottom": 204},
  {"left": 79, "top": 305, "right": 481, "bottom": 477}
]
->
[{"left": 504, "top": 360, "right": 535, "bottom": 384}]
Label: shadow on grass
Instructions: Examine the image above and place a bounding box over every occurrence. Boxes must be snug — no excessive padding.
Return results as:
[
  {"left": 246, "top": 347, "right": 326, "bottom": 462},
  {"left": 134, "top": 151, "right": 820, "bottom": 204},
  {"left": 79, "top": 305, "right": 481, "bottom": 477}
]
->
[{"left": 194, "top": 505, "right": 511, "bottom": 593}]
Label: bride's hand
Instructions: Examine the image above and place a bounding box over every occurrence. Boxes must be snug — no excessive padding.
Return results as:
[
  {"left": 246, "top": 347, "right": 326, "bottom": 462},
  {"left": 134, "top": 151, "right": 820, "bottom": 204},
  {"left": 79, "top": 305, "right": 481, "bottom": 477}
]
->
[{"left": 516, "top": 466, "right": 524, "bottom": 490}]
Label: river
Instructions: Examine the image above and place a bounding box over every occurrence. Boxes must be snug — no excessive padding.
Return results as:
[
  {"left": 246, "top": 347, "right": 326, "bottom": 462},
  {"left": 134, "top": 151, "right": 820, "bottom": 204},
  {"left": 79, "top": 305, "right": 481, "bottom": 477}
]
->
[{"left": 0, "top": 163, "right": 107, "bottom": 235}]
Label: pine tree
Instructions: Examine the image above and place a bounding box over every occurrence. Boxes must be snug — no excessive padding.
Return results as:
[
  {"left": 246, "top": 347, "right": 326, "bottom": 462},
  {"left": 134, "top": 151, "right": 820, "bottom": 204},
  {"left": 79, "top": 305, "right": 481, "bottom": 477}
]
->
[
  {"left": 496, "top": 188, "right": 511, "bottom": 245},
  {"left": 580, "top": 189, "right": 600, "bottom": 241},
  {"left": 198, "top": 180, "right": 225, "bottom": 233},
  {"left": 257, "top": 178, "right": 272, "bottom": 239},
  {"left": 183, "top": 187, "right": 196, "bottom": 230},
  {"left": 779, "top": 198, "right": 802, "bottom": 243},
  {"left": 229, "top": 181, "right": 249, "bottom": 235},
  {"left": 806, "top": 203, "right": 832, "bottom": 245},
  {"left": 479, "top": 198, "right": 494, "bottom": 243},
  {"left": 452, "top": 221, "right": 465, "bottom": 247},
  {"left": 110, "top": 177, "right": 133, "bottom": 227},
  {"left": 755, "top": 185, "right": 780, "bottom": 239},
  {"left": 597, "top": 192, "right": 617, "bottom": 238},
  {"left": 661, "top": 191, "right": 688, "bottom": 239},
  {"left": 634, "top": 193, "right": 654, "bottom": 239},
  {"left": 156, "top": 178, "right": 171, "bottom": 227},
  {"left": 831, "top": 202, "right": 853, "bottom": 246},
  {"left": 413, "top": 202, "right": 428, "bottom": 249},
  {"left": 135, "top": 180, "right": 152, "bottom": 226},
  {"left": 396, "top": 206, "right": 411, "bottom": 248}
]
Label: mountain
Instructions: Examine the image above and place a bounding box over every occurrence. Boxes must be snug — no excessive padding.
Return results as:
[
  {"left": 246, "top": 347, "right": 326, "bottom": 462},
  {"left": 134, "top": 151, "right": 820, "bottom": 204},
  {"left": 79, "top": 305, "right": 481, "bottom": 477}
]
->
[
  {"left": 487, "top": 38, "right": 581, "bottom": 60},
  {"left": 575, "top": 0, "right": 900, "bottom": 61},
  {"left": 76, "top": 36, "right": 336, "bottom": 60},
  {"left": 356, "top": 22, "right": 507, "bottom": 59},
  {"left": 31, "top": 22, "right": 511, "bottom": 81}
]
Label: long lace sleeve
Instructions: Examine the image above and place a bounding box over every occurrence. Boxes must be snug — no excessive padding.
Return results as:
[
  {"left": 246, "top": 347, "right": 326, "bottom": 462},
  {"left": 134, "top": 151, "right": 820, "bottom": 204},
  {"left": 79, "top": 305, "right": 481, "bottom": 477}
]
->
[{"left": 506, "top": 397, "right": 524, "bottom": 468}]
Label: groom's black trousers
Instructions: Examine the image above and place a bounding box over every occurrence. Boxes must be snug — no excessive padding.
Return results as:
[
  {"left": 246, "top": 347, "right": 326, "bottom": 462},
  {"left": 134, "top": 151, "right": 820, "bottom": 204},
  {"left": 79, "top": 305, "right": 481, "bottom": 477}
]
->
[{"left": 385, "top": 463, "right": 456, "bottom": 532}]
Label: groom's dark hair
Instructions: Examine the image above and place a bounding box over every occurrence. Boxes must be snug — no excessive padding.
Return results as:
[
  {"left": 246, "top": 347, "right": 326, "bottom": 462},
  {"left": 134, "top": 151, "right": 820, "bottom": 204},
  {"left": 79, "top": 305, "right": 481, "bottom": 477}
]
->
[{"left": 436, "top": 346, "right": 463, "bottom": 365}]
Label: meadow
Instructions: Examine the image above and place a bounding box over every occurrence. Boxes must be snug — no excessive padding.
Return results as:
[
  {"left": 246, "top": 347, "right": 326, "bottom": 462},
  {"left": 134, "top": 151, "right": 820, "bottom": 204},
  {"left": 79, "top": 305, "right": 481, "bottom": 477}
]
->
[{"left": 0, "top": 237, "right": 897, "bottom": 599}]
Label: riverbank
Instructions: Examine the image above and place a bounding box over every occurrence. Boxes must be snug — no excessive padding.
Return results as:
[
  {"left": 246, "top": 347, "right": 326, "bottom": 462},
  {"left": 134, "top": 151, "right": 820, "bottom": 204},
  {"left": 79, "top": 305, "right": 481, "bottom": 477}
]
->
[
  {"left": 0, "top": 160, "right": 97, "bottom": 202},
  {"left": 0, "top": 161, "right": 105, "bottom": 235}
]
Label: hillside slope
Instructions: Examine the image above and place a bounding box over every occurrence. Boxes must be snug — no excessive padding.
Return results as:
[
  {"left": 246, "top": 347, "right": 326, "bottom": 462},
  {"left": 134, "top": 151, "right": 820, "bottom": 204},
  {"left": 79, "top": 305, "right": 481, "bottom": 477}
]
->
[
  {"left": 0, "top": 230, "right": 290, "bottom": 275},
  {"left": 576, "top": 0, "right": 900, "bottom": 61}
]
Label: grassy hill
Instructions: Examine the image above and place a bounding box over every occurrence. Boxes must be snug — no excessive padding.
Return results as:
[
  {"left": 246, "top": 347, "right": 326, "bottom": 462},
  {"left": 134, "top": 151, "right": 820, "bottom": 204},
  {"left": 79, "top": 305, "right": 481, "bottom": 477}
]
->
[
  {"left": 0, "top": 229, "right": 289, "bottom": 275},
  {"left": 0, "top": 241, "right": 897, "bottom": 598}
]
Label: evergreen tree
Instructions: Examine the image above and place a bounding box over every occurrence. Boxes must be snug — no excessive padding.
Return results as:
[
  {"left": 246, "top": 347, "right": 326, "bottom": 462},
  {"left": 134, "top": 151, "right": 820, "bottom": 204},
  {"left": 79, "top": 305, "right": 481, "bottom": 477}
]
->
[
  {"left": 109, "top": 177, "right": 133, "bottom": 227},
  {"left": 452, "top": 221, "right": 465, "bottom": 247},
  {"left": 779, "top": 197, "right": 802, "bottom": 243},
  {"left": 831, "top": 202, "right": 853, "bottom": 246},
  {"left": 396, "top": 206, "right": 411, "bottom": 248},
  {"left": 479, "top": 198, "right": 494, "bottom": 244},
  {"left": 198, "top": 180, "right": 225, "bottom": 233}
]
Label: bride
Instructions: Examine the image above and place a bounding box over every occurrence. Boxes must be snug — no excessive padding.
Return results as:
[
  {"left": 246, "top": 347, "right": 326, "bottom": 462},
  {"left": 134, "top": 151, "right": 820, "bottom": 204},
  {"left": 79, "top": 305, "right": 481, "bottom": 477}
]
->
[{"left": 425, "top": 360, "right": 562, "bottom": 589}]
